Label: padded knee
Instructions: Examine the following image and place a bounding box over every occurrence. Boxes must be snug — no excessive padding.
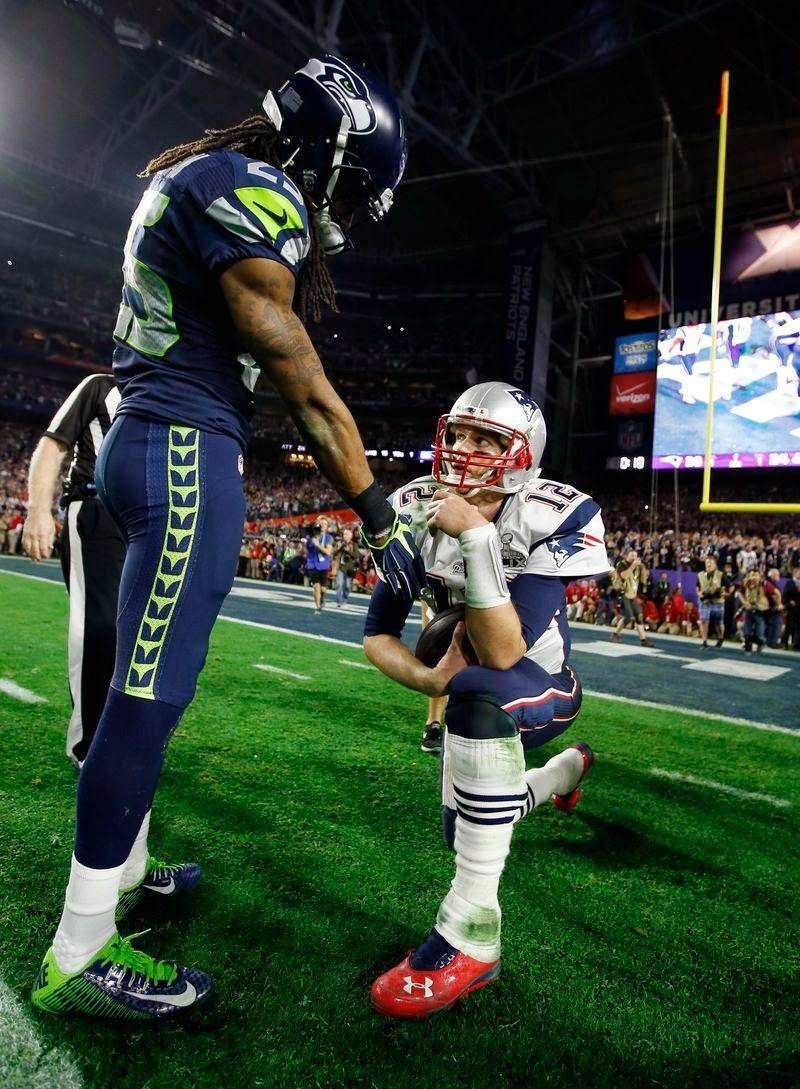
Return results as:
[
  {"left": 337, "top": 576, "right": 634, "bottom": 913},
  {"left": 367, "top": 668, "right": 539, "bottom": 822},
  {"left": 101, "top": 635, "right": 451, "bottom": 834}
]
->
[{"left": 444, "top": 697, "right": 517, "bottom": 740}]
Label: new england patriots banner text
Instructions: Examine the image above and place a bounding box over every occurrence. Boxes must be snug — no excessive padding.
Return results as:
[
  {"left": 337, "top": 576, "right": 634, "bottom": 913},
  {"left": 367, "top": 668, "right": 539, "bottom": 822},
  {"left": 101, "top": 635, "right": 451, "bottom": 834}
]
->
[{"left": 500, "top": 224, "right": 548, "bottom": 406}]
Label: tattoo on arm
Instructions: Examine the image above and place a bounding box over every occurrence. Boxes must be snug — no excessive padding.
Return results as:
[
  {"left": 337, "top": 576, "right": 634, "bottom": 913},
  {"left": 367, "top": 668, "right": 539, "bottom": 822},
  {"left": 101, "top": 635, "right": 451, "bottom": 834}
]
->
[
  {"left": 222, "top": 261, "right": 373, "bottom": 499},
  {"left": 229, "top": 281, "right": 324, "bottom": 390}
]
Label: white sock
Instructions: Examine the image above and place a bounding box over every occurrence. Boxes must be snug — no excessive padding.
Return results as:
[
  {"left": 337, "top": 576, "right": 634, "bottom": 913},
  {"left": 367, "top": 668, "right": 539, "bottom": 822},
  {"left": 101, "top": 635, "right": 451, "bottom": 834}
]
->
[
  {"left": 119, "top": 810, "right": 152, "bottom": 890},
  {"left": 523, "top": 747, "right": 584, "bottom": 809},
  {"left": 52, "top": 856, "right": 126, "bottom": 975},
  {"left": 435, "top": 733, "right": 526, "bottom": 963}
]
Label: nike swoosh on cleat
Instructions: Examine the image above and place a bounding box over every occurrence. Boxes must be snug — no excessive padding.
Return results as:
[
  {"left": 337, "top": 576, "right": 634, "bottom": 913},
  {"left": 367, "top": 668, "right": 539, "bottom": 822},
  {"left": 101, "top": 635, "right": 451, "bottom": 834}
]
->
[
  {"left": 144, "top": 877, "right": 176, "bottom": 894},
  {"left": 120, "top": 981, "right": 197, "bottom": 1007}
]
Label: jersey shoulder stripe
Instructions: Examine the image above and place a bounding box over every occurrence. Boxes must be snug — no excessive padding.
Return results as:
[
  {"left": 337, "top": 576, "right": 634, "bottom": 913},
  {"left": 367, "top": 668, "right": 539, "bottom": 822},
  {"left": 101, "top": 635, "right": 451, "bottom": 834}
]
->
[
  {"left": 187, "top": 152, "right": 310, "bottom": 269},
  {"left": 503, "top": 479, "right": 609, "bottom": 578}
]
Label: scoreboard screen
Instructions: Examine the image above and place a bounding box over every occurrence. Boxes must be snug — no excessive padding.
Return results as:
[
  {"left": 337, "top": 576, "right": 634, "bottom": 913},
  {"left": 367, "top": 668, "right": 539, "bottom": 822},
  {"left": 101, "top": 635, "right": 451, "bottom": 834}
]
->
[{"left": 652, "top": 310, "right": 800, "bottom": 469}]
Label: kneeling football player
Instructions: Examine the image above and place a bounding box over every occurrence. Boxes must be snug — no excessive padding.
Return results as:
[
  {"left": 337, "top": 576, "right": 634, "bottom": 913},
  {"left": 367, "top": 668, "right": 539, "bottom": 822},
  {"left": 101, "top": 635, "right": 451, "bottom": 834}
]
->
[{"left": 363, "top": 381, "right": 610, "bottom": 1018}]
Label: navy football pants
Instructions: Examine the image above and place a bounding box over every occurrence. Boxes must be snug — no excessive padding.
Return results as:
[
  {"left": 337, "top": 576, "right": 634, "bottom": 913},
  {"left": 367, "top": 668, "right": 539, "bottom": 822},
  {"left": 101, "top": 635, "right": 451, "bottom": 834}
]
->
[
  {"left": 448, "top": 658, "right": 582, "bottom": 749},
  {"left": 75, "top": 415, "right": 244, "bottom": 868}
]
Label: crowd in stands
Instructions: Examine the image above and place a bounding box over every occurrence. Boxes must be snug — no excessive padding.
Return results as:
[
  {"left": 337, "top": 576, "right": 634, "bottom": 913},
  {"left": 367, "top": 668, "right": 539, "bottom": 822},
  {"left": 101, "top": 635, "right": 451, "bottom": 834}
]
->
[
  {"left": 0, "top": 251, "right": 492, "bottom": 425},
  {"left": 0, "top": 259, "right": 120, "bottom": 357},
  {"left": 0, "top": 372, "right": 70, "bottom": 417}
]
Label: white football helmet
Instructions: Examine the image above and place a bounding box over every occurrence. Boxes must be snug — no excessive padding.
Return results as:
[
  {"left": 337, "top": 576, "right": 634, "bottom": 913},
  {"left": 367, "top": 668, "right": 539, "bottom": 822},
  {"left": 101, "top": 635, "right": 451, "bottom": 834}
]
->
[{"left": 432, "top": 381, "right": 546, "bottom": 493}]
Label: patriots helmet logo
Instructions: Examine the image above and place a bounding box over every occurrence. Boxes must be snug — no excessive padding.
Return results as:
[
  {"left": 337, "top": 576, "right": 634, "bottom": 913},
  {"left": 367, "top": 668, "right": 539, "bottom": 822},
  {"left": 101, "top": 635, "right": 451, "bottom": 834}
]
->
[
  {"left": 507, "top": 388, "right": 538, "bottom": 421},
  {"left": 300, "top": 57, "right": 377, "bottom": 134}
]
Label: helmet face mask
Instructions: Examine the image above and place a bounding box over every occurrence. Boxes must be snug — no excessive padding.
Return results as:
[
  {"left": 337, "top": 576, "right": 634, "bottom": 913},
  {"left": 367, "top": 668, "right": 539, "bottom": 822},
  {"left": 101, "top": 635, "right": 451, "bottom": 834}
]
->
[
  {"left": 432, "top": 383, "right": 547, "bottom": 495},
  {"left": 263, "top": 54, "right": 406, "bottom": 255}
]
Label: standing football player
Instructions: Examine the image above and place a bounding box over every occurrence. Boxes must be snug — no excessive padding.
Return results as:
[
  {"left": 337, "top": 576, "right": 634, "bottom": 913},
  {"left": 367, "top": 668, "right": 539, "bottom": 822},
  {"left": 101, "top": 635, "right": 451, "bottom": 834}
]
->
[
  {"left": 31, "top": 54, "right": 424, "bottom": 1021},
  {"left": 363, "top": 381, "right": 609, "bottom": 1018}
]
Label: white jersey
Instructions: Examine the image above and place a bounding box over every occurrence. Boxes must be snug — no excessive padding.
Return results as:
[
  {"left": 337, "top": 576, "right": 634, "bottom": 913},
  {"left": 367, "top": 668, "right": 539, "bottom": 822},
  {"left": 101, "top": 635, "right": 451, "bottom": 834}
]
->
[{"left": 392, "top": 475, "right": 609, "bottom": 674}]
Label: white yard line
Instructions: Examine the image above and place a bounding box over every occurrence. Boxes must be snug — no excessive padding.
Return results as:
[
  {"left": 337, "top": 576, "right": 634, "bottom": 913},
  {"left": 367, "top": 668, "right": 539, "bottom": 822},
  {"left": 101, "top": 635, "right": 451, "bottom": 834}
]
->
[
  {"left": 650, "top": 767, "right": 791, "bottom": 808},
  {"left": 583, "top": 689, "right": 797, "bottom": 737},
  {"left": 254, "top": 663, "right": 311, "bottom": 681},
  {"left": 0, "top": 679, "right": 47, "bottom": 705},
  {"left": 223, "top": 614, "right": 362, "bottom": 648},
  {"left": 0, "top": 977, "right": 84, "bottom": 1089},
  {"left": 0, "top": 569, "right": 62, "bottom": 586},
  {"left": 337, "top": 658, "right": 374, "bottom": 670}
]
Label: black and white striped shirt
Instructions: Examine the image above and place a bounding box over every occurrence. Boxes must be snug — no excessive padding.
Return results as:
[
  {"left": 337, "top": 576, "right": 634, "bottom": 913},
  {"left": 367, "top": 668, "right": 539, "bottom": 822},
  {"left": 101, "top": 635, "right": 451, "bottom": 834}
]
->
[{"left": 44, "top": 374, "right": 120, "bottom": 501}]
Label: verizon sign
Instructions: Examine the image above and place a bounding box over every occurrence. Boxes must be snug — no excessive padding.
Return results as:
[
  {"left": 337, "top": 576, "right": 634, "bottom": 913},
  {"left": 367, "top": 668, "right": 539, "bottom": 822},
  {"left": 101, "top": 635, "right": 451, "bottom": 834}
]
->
[{"left": 609, "top": 372, "right": 656, "bottom": 415}]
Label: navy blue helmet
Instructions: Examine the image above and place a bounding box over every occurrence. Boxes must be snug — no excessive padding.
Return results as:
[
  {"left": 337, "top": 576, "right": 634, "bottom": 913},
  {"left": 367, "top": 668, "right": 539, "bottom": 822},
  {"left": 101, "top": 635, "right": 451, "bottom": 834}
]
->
[{"left": 263, "top": 54, "right": 407, "bottom": 253}]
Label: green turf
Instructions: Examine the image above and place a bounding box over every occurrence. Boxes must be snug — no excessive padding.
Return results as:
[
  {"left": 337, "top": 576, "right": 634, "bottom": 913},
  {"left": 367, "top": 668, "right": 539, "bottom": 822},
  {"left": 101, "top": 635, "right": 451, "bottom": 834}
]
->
[{"left": 0, "top": 574, "right": 798, "bottom": 1089}]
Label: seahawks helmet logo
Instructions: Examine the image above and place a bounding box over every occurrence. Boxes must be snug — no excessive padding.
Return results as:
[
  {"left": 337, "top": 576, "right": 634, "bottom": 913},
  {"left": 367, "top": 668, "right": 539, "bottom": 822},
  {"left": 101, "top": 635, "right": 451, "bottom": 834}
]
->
[
  {"left": 507, "top": 388, "right": 538, "bottom": 421},
  {"left": 300, "top": 57, "right": 377, "bottom": 134}
]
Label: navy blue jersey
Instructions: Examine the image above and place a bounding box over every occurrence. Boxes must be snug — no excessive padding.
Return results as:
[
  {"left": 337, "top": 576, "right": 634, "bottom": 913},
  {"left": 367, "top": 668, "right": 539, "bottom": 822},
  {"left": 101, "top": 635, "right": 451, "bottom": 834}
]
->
[{"left": 112, "top": 150, "right": 310, "bottom": 451}]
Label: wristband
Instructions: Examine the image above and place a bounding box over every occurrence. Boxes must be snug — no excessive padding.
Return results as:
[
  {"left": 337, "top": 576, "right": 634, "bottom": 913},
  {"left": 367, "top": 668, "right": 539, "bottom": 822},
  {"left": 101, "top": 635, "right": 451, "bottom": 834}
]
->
[
  {"left": 459, "top": 523, "right": 511, "bottom": 609},
  {"left": 350, "top": 481, "right": 395, "bottom": 538}
]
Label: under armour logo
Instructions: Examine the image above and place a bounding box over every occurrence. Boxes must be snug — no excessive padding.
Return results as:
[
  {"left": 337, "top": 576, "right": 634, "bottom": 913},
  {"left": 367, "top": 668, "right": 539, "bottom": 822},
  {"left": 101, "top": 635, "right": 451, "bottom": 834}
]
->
[{"left": 402, "top": 975, "right": 433, "bottom": 997}]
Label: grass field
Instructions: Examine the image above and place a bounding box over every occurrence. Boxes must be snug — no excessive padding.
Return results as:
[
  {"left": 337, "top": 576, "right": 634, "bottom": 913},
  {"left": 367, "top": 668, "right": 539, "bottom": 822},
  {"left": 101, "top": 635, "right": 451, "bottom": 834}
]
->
[{"left": 0, "top": 574, "right": 798, "bottom": 1089}]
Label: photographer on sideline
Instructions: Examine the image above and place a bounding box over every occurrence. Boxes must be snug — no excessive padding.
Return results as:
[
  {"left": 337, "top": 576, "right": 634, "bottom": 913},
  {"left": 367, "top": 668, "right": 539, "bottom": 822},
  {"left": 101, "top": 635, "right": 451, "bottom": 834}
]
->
[
  {"left": 306, "top": 516, "right": 334, "bottom": 612},
  {"left": 697, "top": 555, "right": 728, "bottom": 649}
]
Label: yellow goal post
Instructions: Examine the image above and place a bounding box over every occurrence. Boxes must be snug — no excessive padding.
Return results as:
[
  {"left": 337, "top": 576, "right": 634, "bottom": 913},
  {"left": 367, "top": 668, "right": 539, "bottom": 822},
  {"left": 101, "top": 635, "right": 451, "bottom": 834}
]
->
[{"left": 700, "top": 70, "right": 800, "bottom": 515}]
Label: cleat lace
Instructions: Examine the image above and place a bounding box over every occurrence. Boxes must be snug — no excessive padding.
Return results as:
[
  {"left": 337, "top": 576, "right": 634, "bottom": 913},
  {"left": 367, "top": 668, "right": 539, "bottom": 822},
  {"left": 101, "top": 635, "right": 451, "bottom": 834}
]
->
[
  {"left": 147, "top": 857, "right": 172, "bottom": 879},
  {"left": 101, "top": 932, "right": 178, "bottom": 987}
]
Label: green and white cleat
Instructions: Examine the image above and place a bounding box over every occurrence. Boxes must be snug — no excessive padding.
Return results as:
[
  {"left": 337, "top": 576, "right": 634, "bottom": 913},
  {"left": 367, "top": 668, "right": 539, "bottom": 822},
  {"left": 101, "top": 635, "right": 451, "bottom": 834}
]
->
[
  {"left": 116, "top": 856, "right": 202, "bottom": 920},
  {"left": 31, "top": 931, "right": 211, "bottom": 1020}
]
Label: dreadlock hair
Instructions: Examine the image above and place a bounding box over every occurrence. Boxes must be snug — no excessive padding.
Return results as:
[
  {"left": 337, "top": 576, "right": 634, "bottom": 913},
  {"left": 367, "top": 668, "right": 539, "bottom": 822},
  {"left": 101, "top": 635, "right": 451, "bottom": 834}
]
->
[{"left": 141, "top": 115, "right": 337, "bottom": 324}]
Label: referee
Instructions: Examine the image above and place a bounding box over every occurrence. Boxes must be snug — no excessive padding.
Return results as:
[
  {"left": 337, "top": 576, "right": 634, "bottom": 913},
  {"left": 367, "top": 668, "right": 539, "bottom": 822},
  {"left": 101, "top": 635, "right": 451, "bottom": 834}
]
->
[{"left": 22, "top": 373, "right": 124, "bottom": 768}]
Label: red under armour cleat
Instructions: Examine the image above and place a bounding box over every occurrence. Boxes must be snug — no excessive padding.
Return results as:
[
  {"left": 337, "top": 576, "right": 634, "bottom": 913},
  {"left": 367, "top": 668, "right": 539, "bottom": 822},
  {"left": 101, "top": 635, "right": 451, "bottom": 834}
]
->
[
  {"left": 551, "top": 741, "right": 594, "bottom": 813},
  {"left": 370, "top": 950, "right": 501, "bottom": 1019}
]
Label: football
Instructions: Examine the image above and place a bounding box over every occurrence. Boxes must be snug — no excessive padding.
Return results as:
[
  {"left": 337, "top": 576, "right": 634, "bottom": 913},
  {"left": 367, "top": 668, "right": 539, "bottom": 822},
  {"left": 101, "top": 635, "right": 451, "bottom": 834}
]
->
[{"left": 414, "top": 604, "right": 477, "bottom": 667}]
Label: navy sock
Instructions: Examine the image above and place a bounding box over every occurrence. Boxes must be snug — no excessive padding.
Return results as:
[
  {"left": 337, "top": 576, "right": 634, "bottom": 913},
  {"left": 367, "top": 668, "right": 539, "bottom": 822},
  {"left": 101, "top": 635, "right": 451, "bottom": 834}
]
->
[
  {"left": 409, "top": 929, "right": 459, "bottom": 970},
  {"left": 75, "top": 687, "right": 182, "bottom": 869}
]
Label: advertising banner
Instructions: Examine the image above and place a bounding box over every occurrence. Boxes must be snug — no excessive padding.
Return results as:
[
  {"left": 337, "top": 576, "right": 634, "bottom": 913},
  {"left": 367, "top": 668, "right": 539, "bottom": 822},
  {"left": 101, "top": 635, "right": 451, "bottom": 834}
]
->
[
  {"left": 609, "top": 371, "right": 656, "bottom": 415},
  {"left": 613, "top": 332, "right": 658, "bottom": 374}
]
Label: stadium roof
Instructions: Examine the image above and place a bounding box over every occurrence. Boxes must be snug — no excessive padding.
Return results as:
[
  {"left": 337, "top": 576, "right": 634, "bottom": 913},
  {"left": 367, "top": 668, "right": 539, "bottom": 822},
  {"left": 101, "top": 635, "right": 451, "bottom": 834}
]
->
[{"left": 1, "top": 0, "right": 799, "bottom": 293}]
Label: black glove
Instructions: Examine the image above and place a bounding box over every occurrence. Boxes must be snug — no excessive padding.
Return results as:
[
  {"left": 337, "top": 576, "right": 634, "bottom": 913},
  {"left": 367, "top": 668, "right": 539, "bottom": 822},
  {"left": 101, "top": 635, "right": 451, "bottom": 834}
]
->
[{"left": 361, "top": 512, "right": 426, "bottom": 603}]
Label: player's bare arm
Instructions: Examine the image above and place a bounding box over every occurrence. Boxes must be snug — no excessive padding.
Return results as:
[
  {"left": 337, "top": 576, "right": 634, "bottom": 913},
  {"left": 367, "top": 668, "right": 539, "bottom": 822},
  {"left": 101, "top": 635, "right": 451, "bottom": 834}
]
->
[
  {"left": 426, "top": 489, "right": 526, "bottom": 670},
  {"left": 364, "top": 624, "right": 470, "bottom": 697},
  {"left": 22, "top": 435, "right": 68, "bottom": 561},
  {"left": 220, "top": 257, "right": 374, "bottom": 501}
]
